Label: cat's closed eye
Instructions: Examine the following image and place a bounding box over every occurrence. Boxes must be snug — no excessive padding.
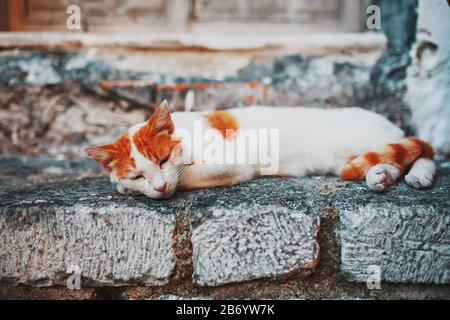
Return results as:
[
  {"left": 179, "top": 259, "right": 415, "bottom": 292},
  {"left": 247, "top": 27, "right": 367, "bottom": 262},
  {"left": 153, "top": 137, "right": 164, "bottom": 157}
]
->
[
  {"left": 159, "top": 156, "right": 169, "bottom": 168},
  {"left": 131, "top": 174, "right": 144, "bottom": 180}
]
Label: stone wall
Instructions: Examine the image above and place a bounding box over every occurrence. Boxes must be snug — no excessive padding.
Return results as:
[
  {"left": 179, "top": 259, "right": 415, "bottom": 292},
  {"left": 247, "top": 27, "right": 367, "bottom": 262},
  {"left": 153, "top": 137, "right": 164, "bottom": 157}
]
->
[
  {"left": 0, "top": 49, "right": 385, "bottom": 156},
  {"left": 0, "top": 0, "right": 449, "bottom": 300},
  {"left": 0, "top": 156, "right": 449, "bottom": 299},
  {"left": 1, "top": 1, "right": 448, "bottom": 157},
  {"left": 405, "top": 0, "right": 450, "bottom": 155}
]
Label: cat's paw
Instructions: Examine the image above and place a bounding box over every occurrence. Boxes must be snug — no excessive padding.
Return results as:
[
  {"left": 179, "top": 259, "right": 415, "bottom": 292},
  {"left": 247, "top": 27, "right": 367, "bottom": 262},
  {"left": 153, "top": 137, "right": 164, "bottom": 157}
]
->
[
  {"left": 405, "top": 171, "right": 433, "bottom": 189},
  {"left": 116, "top": 184, "right": 129, "bottom": 195},
  {"left": 405, "top": 158, "right": 435, "bottom": 189},
  {"left": 366, "top": 164, "right": 400, "bottom": 192}
]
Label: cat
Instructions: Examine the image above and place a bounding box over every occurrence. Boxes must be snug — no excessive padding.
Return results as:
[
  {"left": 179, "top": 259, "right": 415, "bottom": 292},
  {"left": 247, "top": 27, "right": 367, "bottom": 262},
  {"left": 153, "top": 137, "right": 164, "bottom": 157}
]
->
[{"left": 85, "top": 100, "right": 435, "bottom": 199}]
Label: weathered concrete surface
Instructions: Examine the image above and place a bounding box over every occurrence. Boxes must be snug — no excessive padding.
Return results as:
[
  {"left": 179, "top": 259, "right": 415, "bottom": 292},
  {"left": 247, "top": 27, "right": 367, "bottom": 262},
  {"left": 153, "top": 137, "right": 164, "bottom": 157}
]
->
[
  {"left": 341, "top": 205, "right": 449, "bottom": 284},
  {"left": 0, "top": 171, "right": 177, "bottom": 286},
  {"left": 190, "top": 203, "right": 319, "bottom": 286},
  {"left": 0, "top": 83, "right": 148, "bottom": 156},
  {"left": 0, "top": 156, "right": 449, "bottom": 292},
  {"left": 179, "top": 176, "right": 332, "bottom": 287},
  {"left": 0, "top": 49, "right": 389, "bottom": 156},
  {"left": 338, "top": 160, "right": 450, "bottom": 284},
  {"left": 0, "top": 155, "right": 104, "bottom": 179},
  {"left": 186, "top": 163, "right": 449, "bottom": 286},
  {"left": 168, "top": 160, "right": 450, "bottom": 286},
  {"left": 1, "top": 45, "right": 428, "bottom": 157}
]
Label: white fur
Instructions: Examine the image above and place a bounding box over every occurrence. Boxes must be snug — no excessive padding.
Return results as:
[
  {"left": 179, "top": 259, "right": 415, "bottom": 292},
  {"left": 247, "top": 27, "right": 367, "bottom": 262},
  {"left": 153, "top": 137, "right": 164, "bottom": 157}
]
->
[
  {"left": 405, "top": 158, "right": 436, "bottom": 189},
  {"left": 113, "top": 106, "right": 435, "bottom": 197},
  {"left": 172, "top": 106, "right": 404, "bottom": 178},
  {"left": 366, "top": 164, "right": 401, "bottom": 192}
]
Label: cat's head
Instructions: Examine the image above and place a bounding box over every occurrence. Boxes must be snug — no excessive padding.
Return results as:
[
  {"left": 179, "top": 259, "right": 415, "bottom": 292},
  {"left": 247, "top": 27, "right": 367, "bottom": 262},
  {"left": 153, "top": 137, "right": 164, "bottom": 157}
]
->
[{"left": 85, "top": 101, "right": 182, "bottom": 199}]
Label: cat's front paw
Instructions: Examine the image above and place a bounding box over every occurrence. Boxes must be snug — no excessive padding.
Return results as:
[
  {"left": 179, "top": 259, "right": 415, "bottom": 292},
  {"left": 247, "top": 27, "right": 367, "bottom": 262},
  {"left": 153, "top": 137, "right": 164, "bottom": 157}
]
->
[
  {"left": 116, "top": 184, "right": 129, "bottom": 195},
  {"left": 405, "top": 169, "right": 433, "bottom": 189},
  {"left": 366, "top": 164, "right": 399, "bottom": 192},
  {"left": 404, "top": 158, "right": 435, "bottom": 189}
]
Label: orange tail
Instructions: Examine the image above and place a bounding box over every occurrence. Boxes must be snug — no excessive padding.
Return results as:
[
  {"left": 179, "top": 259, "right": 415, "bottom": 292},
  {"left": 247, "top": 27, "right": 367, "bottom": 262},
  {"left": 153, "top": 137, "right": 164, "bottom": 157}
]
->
[{"left": 340, "top": 137, "right": 434, "bottom": 181}]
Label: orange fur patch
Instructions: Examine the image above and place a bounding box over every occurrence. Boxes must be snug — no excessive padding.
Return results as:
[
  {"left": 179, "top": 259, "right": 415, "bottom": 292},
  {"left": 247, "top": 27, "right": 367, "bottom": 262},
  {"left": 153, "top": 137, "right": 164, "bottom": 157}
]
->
[
  {"left": 340, "top": 136, "right": 434, "bottom": 181},
  {"left": 206, "top": 110, "right": 239, "bottom": 139},
  {"left": 85, "top": 102, "right": 181, "bottom": 177},
  {"left": 340, "top": 163, "right": 365, "bottom": 181},
  {"left": 388, "top": 143, "right": 408, "bottom": 165},
  {"left": 134, "top": 128, "right": 178, "bottom": 163},
  {"left": 340, "top": 164, "right": 365, "bottom": 181},
  {"left": 408, "top": 137, "right": 434, "bottom": 159},
  {"left": 133, "top": 106, "right": 178, "bottom": 163},
  {"left": 113, "top": 135, "right": 136, "bottom": 178},
  {"left": 364, "top": 152, "right": 381, "bottom": 166},
  {"left": 85, "top": 134, "right": 135, "bottom": 179}
]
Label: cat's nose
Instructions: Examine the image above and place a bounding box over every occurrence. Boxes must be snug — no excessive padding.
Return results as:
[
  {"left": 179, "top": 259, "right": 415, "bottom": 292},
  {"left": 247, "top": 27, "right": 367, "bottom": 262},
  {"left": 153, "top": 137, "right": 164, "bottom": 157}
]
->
[{"left": 154, "top": 183, "right": 167, "bottom": 193}]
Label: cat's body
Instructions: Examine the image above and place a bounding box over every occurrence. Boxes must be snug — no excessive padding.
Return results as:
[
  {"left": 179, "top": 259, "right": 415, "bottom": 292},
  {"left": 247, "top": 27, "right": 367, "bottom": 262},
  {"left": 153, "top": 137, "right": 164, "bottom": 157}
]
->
[
  {"left": 174, "top": 106, "right": 403, "bottom": 185},
  {"left": 85, "top": 102, "right": 436, "bottom": 198}
]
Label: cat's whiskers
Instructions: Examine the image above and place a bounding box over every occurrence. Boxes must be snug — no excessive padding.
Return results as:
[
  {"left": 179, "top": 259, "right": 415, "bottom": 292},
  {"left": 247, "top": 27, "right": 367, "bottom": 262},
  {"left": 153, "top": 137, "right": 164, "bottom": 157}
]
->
[
  {"left": 175, "top": 162, "right": 189, "bottom": 178},
  {"left": 168, "top": 162, "right": 189, "bottom": 186}
]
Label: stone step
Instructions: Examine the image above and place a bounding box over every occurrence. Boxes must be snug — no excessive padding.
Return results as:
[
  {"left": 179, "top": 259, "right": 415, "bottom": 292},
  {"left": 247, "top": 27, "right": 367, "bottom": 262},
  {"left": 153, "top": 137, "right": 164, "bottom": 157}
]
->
[
  {"left": 0, "top": 156, "right": 449, "bottom": 295},
  {"left": 0, "top": 50, "right": 410, "bottom": 157}
]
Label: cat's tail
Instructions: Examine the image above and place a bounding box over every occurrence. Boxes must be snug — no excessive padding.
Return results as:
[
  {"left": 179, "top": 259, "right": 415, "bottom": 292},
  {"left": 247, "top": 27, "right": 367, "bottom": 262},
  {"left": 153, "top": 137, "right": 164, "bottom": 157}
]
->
[{"left": 340, "top": 136, "right": 434, "bottom": 180}]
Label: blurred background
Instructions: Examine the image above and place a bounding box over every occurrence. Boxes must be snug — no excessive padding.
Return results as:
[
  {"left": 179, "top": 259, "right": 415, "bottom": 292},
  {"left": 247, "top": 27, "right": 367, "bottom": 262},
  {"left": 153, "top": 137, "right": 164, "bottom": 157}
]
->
[
  {"left": 0, "top": 0, "right": 448, "bottom": 160},
  {"left": 2, "top": 0, "right": 369, "bottom": 32}
]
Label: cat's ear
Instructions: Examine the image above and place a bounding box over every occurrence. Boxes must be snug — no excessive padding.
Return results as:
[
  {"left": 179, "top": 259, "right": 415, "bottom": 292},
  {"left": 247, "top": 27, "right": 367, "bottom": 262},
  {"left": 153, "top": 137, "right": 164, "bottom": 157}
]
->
[
  {"left": 148, "top": 100, "right": 174, "bottom": 133},
  {"left": 84, "top": 144, "right": 116, "bottom": 171}
]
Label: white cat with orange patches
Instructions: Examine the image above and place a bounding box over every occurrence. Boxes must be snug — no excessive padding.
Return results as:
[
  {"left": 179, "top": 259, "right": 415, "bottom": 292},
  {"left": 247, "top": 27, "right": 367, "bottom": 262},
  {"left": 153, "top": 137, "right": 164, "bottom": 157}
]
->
[{"left": 85, "top": 101, "right": 436, "bottom": 199}]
